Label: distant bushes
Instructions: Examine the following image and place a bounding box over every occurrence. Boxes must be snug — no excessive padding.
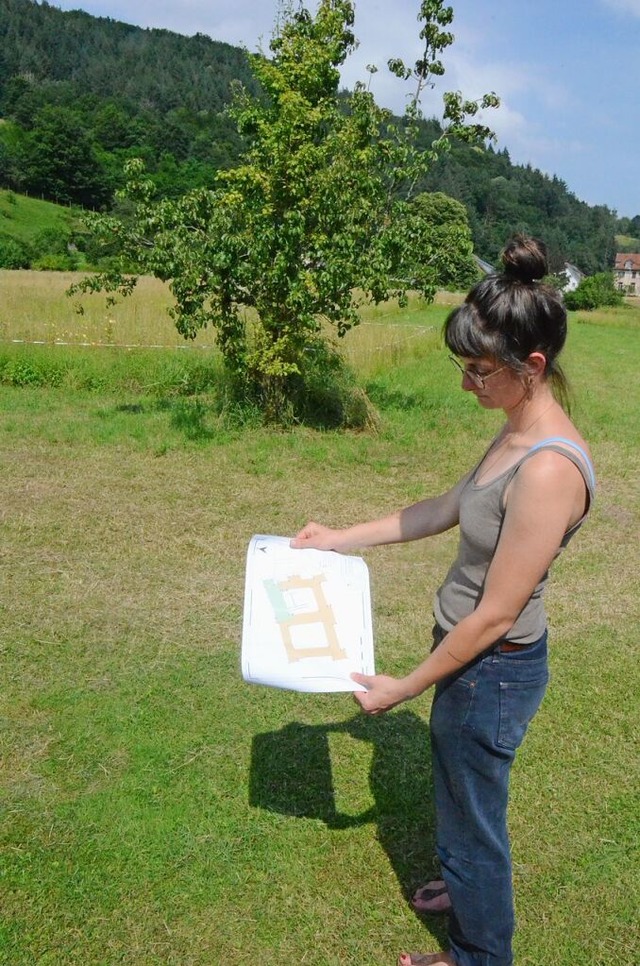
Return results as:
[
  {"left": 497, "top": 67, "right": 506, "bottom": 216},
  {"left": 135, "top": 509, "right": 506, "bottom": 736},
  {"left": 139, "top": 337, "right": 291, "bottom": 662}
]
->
[
  {"left": 0, "top": 221, "right": 132, "bottom": 271},
  {"left": 0, "top": 225, "right": 79, "bottom": 270},
  {"left": 564, "top": 272, "right": 624, "bottom": 311},
  {"left": 0, "top": 236, "right": 32, "bottom": 269}
]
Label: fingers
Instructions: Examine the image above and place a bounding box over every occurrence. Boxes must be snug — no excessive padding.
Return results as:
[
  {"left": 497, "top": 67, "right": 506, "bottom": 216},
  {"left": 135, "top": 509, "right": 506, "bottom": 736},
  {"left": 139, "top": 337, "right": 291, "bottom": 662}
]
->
[
  {"left": 351, "top": 673, "right": 407, "bottom": 715},
  {"left": 351, "top": 672, "right": 372, "bottom": 689},
  {"left": 290, "top": 521, "right": 322, "bottom": 548},
  {"left": 352, "top": 691, "right": 382, "bottom": 715},
  {"left": 290, "top": 522, "right": 339, "bottom": 550},
  {"left": 353, "top": 690, "right": 383, "bottom": 715},
  {"left": 351, "top": 675, "right": 384, "bottom": 714}
]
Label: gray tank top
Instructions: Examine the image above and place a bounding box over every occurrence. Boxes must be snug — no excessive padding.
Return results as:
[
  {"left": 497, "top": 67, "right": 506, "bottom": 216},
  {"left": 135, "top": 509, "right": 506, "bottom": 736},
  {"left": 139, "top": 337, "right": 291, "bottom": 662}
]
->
[{"left": 433, "top": 438, "right": 596, "bottom": 644}]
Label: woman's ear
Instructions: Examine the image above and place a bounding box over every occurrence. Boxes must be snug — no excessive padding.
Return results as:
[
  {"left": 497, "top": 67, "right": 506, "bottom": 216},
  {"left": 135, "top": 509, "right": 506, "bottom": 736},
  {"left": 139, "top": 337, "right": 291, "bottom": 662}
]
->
[{"left": 526, "top": 351, "right": 547, "bottom": 377}]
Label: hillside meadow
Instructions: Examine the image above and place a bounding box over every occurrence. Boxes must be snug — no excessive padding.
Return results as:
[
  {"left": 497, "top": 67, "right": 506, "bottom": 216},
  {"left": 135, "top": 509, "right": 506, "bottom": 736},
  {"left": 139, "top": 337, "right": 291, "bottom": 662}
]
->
[
  {"left": 1, "top": 271, "right": 638, "bottom": 965},
  {"left": 0, "top": 192, "right": 81, "bottom": 247}
]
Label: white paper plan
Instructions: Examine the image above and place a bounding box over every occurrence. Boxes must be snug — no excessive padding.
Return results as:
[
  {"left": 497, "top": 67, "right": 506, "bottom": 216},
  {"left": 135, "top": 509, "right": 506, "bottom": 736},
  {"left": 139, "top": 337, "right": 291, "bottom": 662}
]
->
[{"left": 241, "top": 534, "right": 375, "bottom": 692}]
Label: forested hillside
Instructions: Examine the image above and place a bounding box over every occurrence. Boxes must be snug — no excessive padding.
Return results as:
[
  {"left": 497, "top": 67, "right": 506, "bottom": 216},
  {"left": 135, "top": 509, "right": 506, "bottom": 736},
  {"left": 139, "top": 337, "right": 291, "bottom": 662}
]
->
[
  {"left": 0, "top": 0, "right": 255, "bottom": 205},
  {"left": 0, "top": 0, "right": 631, "bottom": 272},
  {"left": 418, "top": 140, "right": 622, "bottom": 275}
]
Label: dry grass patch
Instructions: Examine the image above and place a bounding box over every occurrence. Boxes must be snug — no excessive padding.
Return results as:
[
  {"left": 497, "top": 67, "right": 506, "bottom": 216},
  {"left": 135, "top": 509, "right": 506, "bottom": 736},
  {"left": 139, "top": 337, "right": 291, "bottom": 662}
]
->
[{"left": 1, "top": 271, "right": 197, "bottom": 348}]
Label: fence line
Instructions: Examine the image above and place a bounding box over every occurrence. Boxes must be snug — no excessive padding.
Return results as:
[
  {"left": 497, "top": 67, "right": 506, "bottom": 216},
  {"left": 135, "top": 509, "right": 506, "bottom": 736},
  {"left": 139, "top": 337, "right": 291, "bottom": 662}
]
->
[
  {"left": 356, "top": 322, "right": 436, "bottom": 331},
  {"left": 1, "top": 322, "right": 436, "bottom": 354},
  {"left": 2, "top": 339, "right": 217, "bottom": 350}
]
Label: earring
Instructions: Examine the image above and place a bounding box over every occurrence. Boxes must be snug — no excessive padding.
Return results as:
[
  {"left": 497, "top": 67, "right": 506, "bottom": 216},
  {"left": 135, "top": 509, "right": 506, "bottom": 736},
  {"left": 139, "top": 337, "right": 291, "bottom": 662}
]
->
[{"left": 523, "top": 372, "right": 535, "bottom": 398}]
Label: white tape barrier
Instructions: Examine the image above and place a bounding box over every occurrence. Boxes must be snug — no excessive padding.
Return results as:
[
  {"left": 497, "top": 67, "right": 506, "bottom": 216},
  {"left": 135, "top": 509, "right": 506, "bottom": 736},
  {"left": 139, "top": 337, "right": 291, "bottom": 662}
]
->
[
  {"left": 3, "top": 339, "right": 217, "bottom": 350},
  {"left": 1, "top": 324, "right": 435, "bottom": 353}
]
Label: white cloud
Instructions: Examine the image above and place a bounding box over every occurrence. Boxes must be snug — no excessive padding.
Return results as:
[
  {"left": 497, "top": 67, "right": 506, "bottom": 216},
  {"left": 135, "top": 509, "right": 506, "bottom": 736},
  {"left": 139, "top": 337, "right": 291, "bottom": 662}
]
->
[
  {"left": 601, "top": 0, "right": 640, "bottom": 15},
  {"left": 53, "top": 1, "right": 278, "bottom": 47}
]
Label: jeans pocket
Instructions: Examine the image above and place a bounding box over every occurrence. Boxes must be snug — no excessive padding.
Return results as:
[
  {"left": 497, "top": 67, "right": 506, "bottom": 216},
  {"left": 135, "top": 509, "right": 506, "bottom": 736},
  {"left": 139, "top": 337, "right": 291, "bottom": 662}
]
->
[{"left": 497, "top": 671, "right": 548, "bottom": 751}]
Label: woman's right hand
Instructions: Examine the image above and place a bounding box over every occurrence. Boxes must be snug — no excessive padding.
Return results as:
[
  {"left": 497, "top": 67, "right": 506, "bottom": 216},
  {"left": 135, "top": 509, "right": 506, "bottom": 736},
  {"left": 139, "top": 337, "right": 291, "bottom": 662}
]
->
[{"left": 290, "top": 522, "right": 346, "bottom": 552}]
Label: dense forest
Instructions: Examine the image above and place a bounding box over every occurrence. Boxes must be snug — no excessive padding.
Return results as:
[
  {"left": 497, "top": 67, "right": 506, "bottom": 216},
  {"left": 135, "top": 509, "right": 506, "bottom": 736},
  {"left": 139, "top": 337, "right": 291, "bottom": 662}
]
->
[
  {"left": 0, "top": 0, "right": 637, "bottom": 273},
  {"left": 0, "top": 0, "right": 256, "bottom": 205}
]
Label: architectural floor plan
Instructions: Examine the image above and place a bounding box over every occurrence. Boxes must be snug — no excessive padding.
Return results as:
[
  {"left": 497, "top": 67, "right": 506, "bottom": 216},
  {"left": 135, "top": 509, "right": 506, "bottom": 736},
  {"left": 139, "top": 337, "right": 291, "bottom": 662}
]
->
[{"left": 241, "top": 535, "right": 375, "bottom": 692}]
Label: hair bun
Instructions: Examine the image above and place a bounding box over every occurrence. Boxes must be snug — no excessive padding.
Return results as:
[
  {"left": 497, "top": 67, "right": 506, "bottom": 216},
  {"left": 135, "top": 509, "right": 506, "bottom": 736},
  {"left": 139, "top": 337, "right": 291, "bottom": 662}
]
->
[{"left": 501, "top": 234, "right": 548, "bottom": 283}]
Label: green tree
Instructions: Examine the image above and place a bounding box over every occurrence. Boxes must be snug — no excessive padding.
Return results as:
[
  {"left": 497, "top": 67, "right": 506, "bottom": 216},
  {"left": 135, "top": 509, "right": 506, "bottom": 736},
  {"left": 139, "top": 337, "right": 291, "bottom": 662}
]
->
[
  {"left": 405, "top": 191, "right": 479, "bottom": 290},
  {"left": 0, "top": 235, "right": 31, "bottom": 269},
  {"left": 92, "top": 102, "right": 137, "bottom": 151},
  {"left": 564, "top": 272, "right": 624, "bottom": 311},
  {"left": 20, "top": 106, "right": 109, "bottom": 207},
  {"left": 0, "top": 117, "right": 32, "bottom": 193},
  {"left": 74, "top": 0, "right": 498, "bottom": 423}
]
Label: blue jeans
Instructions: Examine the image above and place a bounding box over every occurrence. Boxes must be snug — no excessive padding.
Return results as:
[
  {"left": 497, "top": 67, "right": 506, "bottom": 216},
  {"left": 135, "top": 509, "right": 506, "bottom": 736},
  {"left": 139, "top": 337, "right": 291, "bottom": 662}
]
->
[{"left": 430, "top": 629, "right": 549, "bottom": 966}]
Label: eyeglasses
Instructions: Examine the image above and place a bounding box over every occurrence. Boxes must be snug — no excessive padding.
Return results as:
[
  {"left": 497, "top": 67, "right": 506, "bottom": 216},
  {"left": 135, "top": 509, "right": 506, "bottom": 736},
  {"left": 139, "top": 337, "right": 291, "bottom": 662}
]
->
[{"left": 448, "top": 355, "right": 509, "bottom": 389}]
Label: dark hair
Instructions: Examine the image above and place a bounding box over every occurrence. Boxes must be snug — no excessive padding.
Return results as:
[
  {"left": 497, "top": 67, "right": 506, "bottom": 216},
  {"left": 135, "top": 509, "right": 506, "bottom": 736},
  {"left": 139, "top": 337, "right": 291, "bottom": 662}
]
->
[{"left": 444, "top": 235, "right": 570, "bottom": 408}]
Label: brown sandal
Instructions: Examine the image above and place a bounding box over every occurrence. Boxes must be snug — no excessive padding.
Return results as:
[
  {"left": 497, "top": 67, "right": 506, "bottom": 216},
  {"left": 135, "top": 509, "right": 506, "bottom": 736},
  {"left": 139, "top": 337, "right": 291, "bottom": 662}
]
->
[
  {"left": 398, "top": 953, "right": 456, "bottom": 965},
  {"left": 411, "top": 880, "right": 452, "bottom": 915}
]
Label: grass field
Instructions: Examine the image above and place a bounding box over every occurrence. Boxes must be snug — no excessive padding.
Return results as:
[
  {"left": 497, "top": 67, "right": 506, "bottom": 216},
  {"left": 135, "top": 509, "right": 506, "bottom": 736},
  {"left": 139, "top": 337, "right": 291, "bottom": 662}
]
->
[
  {"left": 0, "top": 191, "right": 81, "bottom": 246},
  {"left": 1, "top": 273, "right": 639, "bottom": 965}
]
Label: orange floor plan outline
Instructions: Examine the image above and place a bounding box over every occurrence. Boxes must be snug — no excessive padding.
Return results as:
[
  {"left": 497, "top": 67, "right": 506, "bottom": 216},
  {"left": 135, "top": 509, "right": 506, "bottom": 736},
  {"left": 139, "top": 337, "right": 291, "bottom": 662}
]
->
[{"left": 242, "top": 535, "right": 375, "bottom": 692}]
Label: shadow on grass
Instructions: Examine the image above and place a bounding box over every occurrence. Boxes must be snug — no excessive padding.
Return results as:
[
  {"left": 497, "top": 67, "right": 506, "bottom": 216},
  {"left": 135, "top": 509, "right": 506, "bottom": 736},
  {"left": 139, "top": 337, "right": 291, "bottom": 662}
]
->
[
  {"left": 112, "top": 397, "right": 217, "bottom": 440},
  {"left": 166, "top": 398, "right": 216, "bottom": 440},
  {"left": 249, "top": 711, "right": 447, "bottom": 940},
  {"left": 365, "top": 384, "right": 434, "bottom": 412}
]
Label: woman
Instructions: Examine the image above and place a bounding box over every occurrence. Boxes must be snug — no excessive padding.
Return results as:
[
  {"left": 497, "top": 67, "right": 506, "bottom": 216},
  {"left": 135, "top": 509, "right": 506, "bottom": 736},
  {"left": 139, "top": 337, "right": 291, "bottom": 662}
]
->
[{"left": 291, "top": 236, "right": 595, "bottom": 966}]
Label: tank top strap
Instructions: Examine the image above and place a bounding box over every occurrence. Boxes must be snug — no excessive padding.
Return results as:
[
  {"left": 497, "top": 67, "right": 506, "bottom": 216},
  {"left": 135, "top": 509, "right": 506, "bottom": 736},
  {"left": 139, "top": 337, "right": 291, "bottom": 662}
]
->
[{"left": 526, "top": 436, "right": 596, "bottom": 494}]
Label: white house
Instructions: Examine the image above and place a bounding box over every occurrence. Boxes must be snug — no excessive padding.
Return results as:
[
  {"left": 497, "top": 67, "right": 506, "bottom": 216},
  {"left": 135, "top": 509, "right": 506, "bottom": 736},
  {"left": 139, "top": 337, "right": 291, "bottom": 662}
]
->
[
  {"left": 561, "top": 263, "right": 585, "bottom": 292},
  {"left": 614, "top": 253, "right": 640, "bottom": 295},
  {"left": 473, "top": 255, "right": 495, "bottom": 275}
]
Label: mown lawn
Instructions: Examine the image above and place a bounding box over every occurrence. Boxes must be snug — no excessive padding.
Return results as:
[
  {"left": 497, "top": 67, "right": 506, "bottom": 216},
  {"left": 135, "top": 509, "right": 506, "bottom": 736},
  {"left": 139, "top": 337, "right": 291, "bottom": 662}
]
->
[{"left": 1, "top": 288, "right": 638, "bottom": 965}]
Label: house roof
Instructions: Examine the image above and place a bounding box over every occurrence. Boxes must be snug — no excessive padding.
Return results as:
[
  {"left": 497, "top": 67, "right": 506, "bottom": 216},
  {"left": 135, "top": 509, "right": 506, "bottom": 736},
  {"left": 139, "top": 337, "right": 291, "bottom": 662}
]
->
[
  {"left": 564, "top": 262, "right": 585, "bottom": 279},
  {"left": 614, "top": 253, "right": 640, "bottom": 270},
  {"left": 474, "top": 255, "right": 495, "bottom": 275}
]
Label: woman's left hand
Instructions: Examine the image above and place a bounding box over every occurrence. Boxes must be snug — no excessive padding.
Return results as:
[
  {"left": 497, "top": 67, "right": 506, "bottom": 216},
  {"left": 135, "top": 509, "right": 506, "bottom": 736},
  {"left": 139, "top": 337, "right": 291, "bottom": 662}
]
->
[{"left": 351, "top": 673, "right": 409, "bottom": 715}]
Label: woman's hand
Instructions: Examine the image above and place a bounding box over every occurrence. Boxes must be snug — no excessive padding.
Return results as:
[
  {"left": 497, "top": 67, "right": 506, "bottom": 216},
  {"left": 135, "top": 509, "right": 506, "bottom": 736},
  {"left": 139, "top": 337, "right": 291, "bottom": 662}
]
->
[
  {"left": 290, "top": 521, "right": 345, "bottom": 552},
  {"left": 351, "top": 672, "right": 410, "bottom": 715}
]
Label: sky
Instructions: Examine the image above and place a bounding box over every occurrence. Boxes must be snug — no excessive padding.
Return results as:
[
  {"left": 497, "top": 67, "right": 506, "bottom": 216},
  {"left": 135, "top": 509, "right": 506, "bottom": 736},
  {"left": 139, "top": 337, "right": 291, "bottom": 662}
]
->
[{"left": 50, "top": 0, "right": 640, "bottom": 218}]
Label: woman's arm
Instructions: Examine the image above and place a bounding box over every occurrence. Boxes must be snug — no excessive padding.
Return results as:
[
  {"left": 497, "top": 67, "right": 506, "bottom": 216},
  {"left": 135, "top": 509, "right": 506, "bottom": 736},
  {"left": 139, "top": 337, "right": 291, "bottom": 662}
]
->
[
  {"left": 290, "top": 471, "right": 472, "bottom": 553},
  {"left": 353, "top": 451, "right": 587, "bottom": 714}
]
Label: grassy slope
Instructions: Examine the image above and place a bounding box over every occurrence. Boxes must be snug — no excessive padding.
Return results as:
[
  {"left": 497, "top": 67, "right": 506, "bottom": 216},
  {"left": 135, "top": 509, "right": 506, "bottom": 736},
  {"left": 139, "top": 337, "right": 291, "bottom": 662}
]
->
[
  {"left": 615, "top": 233, "right": 640, "bottom": 251},
  {"left": 0, "top": 190, "right": 82, "bottom": 244},
  {"left": 0, "top": 294, "right": 638, "bottom": 965}
]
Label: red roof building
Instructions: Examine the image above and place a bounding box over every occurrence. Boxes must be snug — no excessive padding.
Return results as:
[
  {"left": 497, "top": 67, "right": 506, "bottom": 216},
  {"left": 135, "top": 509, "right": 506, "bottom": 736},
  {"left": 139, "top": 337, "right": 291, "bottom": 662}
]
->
[{"left": 614, "top": 253, "right": 640, "bottom": 294}]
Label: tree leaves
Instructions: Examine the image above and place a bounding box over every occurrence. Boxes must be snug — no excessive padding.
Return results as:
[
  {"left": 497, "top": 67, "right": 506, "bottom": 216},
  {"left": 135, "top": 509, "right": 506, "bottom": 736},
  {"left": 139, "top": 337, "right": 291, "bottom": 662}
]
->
[{"left": 74, "top": 0, "right": 498, "bottom": 424}]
